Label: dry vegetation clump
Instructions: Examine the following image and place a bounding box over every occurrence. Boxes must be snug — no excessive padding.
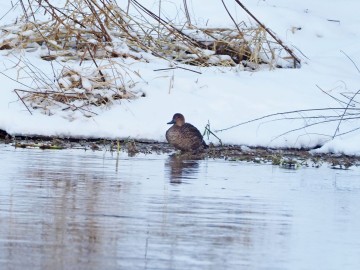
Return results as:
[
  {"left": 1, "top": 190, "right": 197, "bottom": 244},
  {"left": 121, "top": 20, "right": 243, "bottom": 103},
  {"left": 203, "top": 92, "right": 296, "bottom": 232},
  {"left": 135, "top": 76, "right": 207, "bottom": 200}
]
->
[
  {"left": 14, "top": 65, "right": 142, "bottom": 118},
  {"left": 0, "top": 0, "right": 300, "bottom": 117}
]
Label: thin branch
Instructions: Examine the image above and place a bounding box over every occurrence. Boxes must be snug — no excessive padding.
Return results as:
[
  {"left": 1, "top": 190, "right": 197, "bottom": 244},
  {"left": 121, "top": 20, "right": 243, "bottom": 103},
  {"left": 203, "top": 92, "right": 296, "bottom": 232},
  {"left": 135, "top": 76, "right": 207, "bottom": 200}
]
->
[
  {"left": 87, "top": 45, "right": 106, "bottom": 82},
  {"left": 221, "top": 0, "right": 243, "bottom": 37},
  {"left": 84, "top": 0, "right": 112, "bottom": 42},
  {"left": 234, "top": 0, "right": 301, "bottom": 67},
  {"left": 19, "top": 0, "right": 28, "bottom": 20},
  {"left": 215, "top": 107, "right": 360, "bottom": 132},
  {"left": 332, "top": 89, "right": 360, "bottom": 138},
  {"left": 183, "top": 0, "right": 191, "bottom": 25},
  {"left": 316, "top": 84, "right": 349, "bottom": 107},
  {"left": 40, "top": 0, "right": 86, "bottom": 28},
  {"left": 14, "top": 89, "right": 32, "bottom": 115},
  {"left": 130, "top": 0, "right": 207, "bottom": 49},
  {"left": 340, "top": 91, "right": 360, "bottom": 106},
  {"left": 270, "top": 116, "right": 360, "bottom": 142},
  {"left": 153, "top": 66, "right": 202, "bottom": 74},
  {"left": 335, "top": 126, "right": 360, "bottom": 137},
  {"left": 260, "top": 113, "right": 360, "bottom": 123},
  {"left": 203, "top": 121, "right": 222, "bottom": 145},
  {"left": 177, "top": 66, "right": 202, "bottom": 74},
  {"left": 0, "top": 71, "right": 36, "bottom": 90},
  {"left": 14, "top": 88, "right": 87, "bottom": 95},
  {"left": 153, "top": 67, "right": 177, "bottom": 72},
  {"left": 0, "top": 0, "right": 20, "bottom": 22},
  {"left": 291, "top": 45, "right": 310, "bottom": 60},
  {"left": 340, "top": 50, "right": 360, "bottom": 73},
  {"left": 26, "top": 0, "right": 37, "bottom": 21}
]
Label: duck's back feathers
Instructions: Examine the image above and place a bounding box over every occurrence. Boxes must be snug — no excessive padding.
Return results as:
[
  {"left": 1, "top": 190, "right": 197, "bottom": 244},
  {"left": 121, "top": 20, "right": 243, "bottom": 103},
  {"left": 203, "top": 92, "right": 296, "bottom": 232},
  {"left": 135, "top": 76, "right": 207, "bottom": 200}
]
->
[{"left": 166, "top": 123, "right": 206, "bottom": 151}]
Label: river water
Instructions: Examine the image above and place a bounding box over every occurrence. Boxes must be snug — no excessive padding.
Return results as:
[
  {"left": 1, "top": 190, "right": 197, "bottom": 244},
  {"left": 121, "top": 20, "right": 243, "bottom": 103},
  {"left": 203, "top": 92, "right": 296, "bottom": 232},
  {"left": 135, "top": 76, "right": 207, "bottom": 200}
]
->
[{"left": 0, "top": 144, "right": 360, "bottom": 270}]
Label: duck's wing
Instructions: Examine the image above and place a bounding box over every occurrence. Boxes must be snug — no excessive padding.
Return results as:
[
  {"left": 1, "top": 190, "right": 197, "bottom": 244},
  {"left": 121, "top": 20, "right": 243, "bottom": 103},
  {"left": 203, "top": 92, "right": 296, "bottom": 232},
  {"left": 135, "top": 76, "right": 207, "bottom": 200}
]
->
[
  {"left": 182, "top": 123, "right": 208, "bottom": 147},
  {"left": 182, "top": 123, "right": 203, "bottom": 137}
]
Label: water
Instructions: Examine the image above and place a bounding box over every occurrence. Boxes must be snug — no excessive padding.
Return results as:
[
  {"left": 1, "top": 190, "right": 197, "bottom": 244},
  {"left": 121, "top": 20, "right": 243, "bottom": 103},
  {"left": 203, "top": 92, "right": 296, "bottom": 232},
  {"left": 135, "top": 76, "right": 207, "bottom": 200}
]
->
[{"left": 0, "top": 144, "right": 360, "bottom": 270}]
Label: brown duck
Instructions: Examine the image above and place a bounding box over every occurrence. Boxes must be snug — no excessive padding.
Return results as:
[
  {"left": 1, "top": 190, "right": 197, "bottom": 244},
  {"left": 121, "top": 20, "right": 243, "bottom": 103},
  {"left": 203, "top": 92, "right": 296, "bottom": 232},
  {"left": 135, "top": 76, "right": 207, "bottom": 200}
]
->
[{"left": 166, "top": 113, "right": 208, "bottom": 151}]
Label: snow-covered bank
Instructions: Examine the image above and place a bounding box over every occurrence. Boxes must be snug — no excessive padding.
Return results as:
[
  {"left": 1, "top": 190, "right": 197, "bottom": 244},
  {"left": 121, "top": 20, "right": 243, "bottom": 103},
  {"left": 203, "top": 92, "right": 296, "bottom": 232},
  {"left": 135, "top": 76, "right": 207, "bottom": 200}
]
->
[{"left": 1, "top": 0, "right": 360, "bottom": 155}]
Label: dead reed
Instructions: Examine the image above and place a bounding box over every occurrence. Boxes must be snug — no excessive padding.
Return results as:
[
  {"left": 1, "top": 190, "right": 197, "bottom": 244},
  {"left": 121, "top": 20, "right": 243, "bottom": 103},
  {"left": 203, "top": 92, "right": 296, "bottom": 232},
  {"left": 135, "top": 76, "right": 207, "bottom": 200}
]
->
[{"left": 0, "top": 0, "right": 300, "bottom": 117}]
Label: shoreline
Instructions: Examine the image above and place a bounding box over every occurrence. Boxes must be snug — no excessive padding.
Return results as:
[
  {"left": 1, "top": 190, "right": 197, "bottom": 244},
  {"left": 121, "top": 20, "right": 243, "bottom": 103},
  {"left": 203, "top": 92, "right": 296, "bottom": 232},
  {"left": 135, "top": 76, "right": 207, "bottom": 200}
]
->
[{"left": 1, "top": 129, "right": 359, "bottom": 169}]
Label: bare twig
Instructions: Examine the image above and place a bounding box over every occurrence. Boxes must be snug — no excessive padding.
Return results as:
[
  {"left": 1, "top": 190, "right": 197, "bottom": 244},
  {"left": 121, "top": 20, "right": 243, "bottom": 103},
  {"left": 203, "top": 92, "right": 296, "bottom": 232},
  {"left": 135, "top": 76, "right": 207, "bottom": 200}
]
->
[
  {"left": 26, "top": 0, "right": 37, "bottom": 21},
  {"left": 153, "top": 66, "right": 202, "bottom": 74},
  {"left": 19, "top": 0, "right": 28, "bottom": 20},
  {"left": 84, "top": 0, "right": 112, "bottom": 42},
  {"left": 221, "top": 0, "right": 243, "bottom": 37},
  {"left": 41, "top": 0, "right": 86, "bottom": 28},
  {"left": 332, "top": 89, "right": 360, "bottom": 138},
  {"left": 0, "top": 71, "right": 36, "bottom": 90},
  {"left": 335, "top": 126, "right": 360, "bottom": 137},
  {"left": 203, "top": 121, "right": 222, "bottom": 145},
  {"left": 340, "top": 50, "right": 360, "bottom": 74},
  {"left": 316, "top": 84, "right": 349, "bottom": 107},
  {"left": 183, "top": 0, "right": 191, "bottom": 26},
  {"left": 177, "top": 66, "right": 202, "bottom": 74},
  {"left": 86, "top": 45, "right": 106, "bottom": 82},
  {"left": 0, "top": 0, "right": 20, "bottom": 22},
  {"left": 234, "top": 0, "right": 301, "bottom": 67},
  {"left": 14, "top": 89, "right": 33, "bottom": 115},
  {"left": 270, "top": 116, "right": 360, "bottom": 142},
  {"left": 215, "top": 107, "right": 360, "bottom": 132}
]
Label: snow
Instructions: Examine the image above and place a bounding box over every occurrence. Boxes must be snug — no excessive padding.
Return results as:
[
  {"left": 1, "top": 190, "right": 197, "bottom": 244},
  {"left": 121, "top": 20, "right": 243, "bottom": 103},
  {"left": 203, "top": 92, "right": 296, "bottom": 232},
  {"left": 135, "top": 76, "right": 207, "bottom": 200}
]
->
[{"left": 1, "top": 0, "right": 360, "bottom": 155}]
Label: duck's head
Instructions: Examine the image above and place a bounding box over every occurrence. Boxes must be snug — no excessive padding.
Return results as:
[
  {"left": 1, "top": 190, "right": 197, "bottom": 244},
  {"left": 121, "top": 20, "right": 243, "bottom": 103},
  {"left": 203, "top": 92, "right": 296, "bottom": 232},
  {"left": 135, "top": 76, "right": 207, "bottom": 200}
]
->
[{"left": 167, "top": 113, "right": 185, "bottom": 127}]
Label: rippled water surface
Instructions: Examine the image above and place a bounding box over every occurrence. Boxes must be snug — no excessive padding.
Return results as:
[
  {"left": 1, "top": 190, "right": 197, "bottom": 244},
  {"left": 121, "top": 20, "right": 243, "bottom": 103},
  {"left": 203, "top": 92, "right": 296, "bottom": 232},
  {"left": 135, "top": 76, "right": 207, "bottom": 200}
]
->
[{"left": 1, "top": 144, "right": 360, "bottom": 270}]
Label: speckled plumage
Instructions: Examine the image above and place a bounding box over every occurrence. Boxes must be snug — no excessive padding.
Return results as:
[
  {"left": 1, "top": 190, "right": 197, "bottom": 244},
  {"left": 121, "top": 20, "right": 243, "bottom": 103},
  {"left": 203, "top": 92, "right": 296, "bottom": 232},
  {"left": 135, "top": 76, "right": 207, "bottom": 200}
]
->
[{"left": 166, "top": 113, "right": 207, "bottom": 152}]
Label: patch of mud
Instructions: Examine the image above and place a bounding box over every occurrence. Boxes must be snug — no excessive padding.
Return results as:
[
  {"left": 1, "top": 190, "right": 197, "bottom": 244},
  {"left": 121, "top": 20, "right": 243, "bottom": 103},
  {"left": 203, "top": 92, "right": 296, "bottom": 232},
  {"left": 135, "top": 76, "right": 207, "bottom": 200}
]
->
[{"left": 1, "top": 129, "right": 359, "bottom": 169}]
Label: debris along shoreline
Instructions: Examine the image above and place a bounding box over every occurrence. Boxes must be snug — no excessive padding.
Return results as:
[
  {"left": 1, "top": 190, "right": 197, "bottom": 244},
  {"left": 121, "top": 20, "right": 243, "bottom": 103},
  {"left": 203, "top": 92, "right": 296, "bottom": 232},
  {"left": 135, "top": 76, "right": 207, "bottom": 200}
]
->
[{"left": 1, "top": 129, "right": 359, "bottom": 169}]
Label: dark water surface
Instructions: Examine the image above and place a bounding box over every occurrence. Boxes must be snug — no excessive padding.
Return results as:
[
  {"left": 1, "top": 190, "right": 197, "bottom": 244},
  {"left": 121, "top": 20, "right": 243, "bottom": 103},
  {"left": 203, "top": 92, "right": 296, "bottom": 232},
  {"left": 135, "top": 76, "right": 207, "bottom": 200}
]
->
[{"left": 1, "top": 145, "right": 360, "bottom": 270}]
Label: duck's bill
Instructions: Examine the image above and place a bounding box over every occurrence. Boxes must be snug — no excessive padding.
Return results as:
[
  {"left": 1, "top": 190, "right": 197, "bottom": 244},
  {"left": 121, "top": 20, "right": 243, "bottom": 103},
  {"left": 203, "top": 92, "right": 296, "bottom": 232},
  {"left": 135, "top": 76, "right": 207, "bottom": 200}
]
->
[{"left": 167, "top": 120, "right": 175, "bottom": 124}]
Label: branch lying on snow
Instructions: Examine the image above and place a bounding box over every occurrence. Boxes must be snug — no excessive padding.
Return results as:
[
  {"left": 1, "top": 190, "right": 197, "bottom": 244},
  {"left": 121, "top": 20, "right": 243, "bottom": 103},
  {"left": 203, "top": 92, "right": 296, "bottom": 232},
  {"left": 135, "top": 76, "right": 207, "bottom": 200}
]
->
[
  {"left": 153, "top": 66, "right": 202, "bottom": 74},
  {"left": 215, "top": 107, "right": 360, "bottom": 132},
  {"left": 340, "top": 50, "right": 360, "bottom": 74},
  {"left": 215, "top": 53, "right": 360, "bottom": 145},
  {"left": 332, "top": 89, "right": 360, "bottom": 139},
  {"left": 316, "top": 84, "right": 350, "bottom": 107},
  {"left": 14, "top": 89, "right": 33, "bottom": 115},
  {"left": 215, "top": 86, "right": 360, "bottom": 144},
  {"left": 269, "top": 115, "right": 360, "bottom": 142}
]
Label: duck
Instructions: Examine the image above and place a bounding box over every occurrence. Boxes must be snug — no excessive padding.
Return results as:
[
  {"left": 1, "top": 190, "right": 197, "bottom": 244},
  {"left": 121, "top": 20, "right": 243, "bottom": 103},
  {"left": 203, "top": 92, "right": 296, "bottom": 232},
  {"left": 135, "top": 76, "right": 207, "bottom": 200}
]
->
[{"left": 166, "top": 113, "right": 208, "bottom": 152}]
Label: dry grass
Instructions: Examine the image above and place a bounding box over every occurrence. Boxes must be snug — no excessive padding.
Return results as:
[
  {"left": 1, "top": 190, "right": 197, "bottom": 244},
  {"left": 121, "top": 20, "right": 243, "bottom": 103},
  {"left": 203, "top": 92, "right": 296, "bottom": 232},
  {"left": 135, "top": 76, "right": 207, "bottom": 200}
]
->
[
  {"left": 1, "top": 0, "right": 297, "bottom": 67},
  {"left": 0, "top": 0, "right": 300, "bottom": 116}
]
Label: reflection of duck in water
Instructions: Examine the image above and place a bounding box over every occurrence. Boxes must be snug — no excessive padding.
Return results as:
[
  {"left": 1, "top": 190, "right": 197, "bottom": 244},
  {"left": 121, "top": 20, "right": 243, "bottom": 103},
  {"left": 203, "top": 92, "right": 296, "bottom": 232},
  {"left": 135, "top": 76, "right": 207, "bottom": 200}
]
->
[
  {"left": 166, "top": 113, "right": 208, "bottom": 152},
  {"left": 166, "top": 155, "right": 200, "bottom": 184}
]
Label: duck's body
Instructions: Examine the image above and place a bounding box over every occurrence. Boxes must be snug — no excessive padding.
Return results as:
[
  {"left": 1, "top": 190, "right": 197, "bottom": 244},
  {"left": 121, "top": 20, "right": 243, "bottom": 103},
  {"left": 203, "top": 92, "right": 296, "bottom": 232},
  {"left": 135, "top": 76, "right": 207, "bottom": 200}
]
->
[{"left": 166, "top": 113, "right": 207, "bottom": 152}]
